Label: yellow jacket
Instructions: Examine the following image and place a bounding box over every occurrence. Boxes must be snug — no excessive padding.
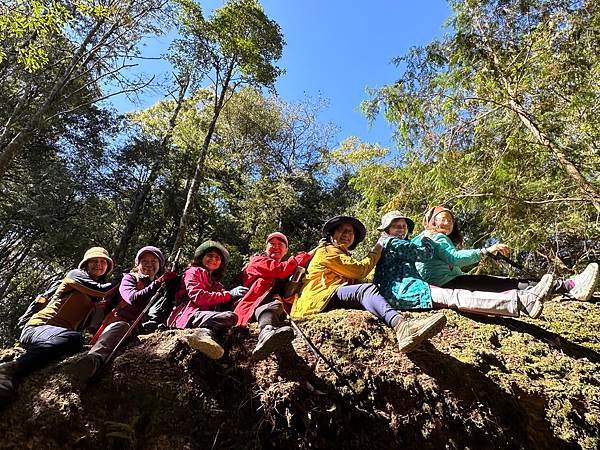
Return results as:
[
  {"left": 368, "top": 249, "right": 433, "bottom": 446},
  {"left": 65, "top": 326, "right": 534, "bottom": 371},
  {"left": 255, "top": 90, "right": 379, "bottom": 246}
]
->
[{"left": 291, "top": 244, "right": 381, "bottom": 319}]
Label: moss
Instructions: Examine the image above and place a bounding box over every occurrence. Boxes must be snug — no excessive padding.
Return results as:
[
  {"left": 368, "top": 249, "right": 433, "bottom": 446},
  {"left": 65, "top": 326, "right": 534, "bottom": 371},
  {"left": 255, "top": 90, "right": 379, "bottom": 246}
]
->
[{"left": 1, "top": 299, "right": 599, "bottom": 449}]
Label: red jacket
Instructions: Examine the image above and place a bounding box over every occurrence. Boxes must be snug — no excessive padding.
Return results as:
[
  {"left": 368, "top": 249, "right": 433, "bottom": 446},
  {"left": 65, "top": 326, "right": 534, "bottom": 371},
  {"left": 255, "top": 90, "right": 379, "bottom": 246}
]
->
[
  {"left": 167, "top": 266, "right": 231, "bottom": 329},
  {"left": 234, "top": 252, "right": 312, "bottom": 326}
]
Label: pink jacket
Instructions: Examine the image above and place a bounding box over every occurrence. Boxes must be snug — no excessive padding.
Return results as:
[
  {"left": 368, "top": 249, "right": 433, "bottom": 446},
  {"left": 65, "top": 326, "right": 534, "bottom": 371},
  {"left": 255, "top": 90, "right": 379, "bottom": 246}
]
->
[{"left": 167, "top": 266, "right": 231, "bottom": 329}]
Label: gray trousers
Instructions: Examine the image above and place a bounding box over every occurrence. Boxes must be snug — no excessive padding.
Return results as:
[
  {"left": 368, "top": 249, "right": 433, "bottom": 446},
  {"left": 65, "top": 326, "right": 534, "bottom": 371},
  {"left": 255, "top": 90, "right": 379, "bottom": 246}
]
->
[
  {"left": 89, "top": 321, "right": 130, "bottom": 362},
  {"left": 89, "top": 312, "right": 239, "bottom": 362},
  {"left": 253, "top": 299, "right": 286, "bottom": 328},
  {"left": 430, "top": 286, "right": 519, "bottom": 317},
  {"left": 189, "top": 310, "right": 237, "bottom": 334}
]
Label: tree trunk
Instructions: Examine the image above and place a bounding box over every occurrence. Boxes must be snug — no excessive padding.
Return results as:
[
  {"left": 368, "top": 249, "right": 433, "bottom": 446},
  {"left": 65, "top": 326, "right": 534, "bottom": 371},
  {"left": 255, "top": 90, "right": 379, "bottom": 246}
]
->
[
  {"left": 507, "top": 99, "right": 600, "bottom": 213},
  {"left": 0, "top": 244, "right": 31, "bottom": 300},
  {"left": 113, "top": 74, "right": 191, "bottom": 265},
  {"left": 171, "top": 64, "right": 235, "bottom": 254},
  {"left": 0, "top": 19, "right": 107, "bottom": 178},
  {"left": 474, "top": 16, "right": 600, "bottom": 214}
]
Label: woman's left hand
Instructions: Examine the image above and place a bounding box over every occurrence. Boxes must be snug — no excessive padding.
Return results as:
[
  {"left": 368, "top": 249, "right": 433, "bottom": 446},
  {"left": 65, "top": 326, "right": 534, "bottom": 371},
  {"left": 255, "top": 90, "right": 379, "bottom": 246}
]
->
[{"left": 487, "top": 243, "right": 510, "bottom": 257}]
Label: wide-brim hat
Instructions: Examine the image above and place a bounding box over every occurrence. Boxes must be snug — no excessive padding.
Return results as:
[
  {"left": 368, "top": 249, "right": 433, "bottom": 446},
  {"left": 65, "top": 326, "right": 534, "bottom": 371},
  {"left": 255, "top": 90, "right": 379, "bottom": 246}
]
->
[
  {"left": 194, "top": 240, "right": 230, "bottom": 264},
  {"left": 377, "top": 211, "right": 415, "bottom": 234},
  {"left": 322, "top": 215, "right": 367, "bottom": 250},
  {"left": 135, "top": 246, "right": 165, "bottom": 269},
  {"left": 78, "top": 247, "right": 114, "bottom": 275}
]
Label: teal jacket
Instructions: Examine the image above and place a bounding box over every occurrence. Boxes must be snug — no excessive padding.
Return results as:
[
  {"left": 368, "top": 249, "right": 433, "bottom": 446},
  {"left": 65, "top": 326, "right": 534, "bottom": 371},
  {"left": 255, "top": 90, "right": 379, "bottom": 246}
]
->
[
  {"left": 413, "top": 232, "right": 482, "bottom": 286},
  {"left": 374, "top": 235, "right": 435, "bottom": 310}
]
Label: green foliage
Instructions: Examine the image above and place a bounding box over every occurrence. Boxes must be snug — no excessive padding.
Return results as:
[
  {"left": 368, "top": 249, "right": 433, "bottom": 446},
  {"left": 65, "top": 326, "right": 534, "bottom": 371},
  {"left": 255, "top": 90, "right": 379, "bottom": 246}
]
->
[{"left": 356, "top": 0, "right": 600, "bottom": 270}]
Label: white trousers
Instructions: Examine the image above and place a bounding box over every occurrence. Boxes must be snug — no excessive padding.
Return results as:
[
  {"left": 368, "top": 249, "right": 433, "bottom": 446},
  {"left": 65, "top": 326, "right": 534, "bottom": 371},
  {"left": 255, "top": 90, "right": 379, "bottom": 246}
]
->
[{"left": 430, "top": 286, "right": 519, "bottom": 317}]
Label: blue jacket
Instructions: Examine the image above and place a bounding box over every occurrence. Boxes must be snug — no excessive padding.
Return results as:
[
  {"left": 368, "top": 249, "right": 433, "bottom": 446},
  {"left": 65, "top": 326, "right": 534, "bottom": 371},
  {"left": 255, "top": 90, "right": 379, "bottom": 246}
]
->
[
  {"left": 374, "top": 236, "right": 435, "bottom": 310},
  {"left": 413, "top": 232, "right": 482, "bottom": 286}
]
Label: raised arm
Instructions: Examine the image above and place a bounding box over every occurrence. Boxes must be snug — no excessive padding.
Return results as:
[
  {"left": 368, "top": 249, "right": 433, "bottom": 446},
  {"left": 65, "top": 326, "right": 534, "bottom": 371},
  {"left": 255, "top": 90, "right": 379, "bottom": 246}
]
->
[
  {"left": 119, "top": 273, "right": 161, "bottom": 306},
  {"left": 245, "top": 253, "right": 311, "bottom": 280},
  {"left": 431, "top": 234, "right": 481, "bottom": 268},
  {"left": 64, "top": 269, "right": 119, "bottom": 299},
  {"left": 321, "top": 245, "right": 381, "bottom": 280}
]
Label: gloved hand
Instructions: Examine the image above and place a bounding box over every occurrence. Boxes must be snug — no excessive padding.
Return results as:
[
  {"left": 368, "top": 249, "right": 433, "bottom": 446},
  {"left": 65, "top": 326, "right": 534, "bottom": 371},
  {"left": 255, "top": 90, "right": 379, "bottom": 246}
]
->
[
  {"left": 377, "top": 234, "right": 388, "bottom": 246},
  {"left": 228, "top": 285, "right": 249, "bottom": 300},
  {"left": 156, "top": 271, "right": 178, "bottom": 285}
]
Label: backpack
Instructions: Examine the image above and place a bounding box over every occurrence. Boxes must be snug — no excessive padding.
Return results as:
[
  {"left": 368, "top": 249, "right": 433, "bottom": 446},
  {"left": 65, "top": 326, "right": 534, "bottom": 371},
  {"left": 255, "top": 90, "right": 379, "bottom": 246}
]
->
[
  {"left": 16, "top": 279, "right": 62, "bottom": 330},
  {"left": 282, "top": 266, "right": 306, "bottom": 299}
]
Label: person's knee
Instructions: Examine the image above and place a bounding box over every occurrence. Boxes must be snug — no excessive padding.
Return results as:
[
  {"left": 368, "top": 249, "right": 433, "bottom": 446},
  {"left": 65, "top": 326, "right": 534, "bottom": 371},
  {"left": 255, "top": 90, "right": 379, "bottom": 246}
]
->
[
  {"left": 60, "top": 332, "right": 84, "bottom": 353},
  {"left": 364, "top": 283, "right": 380, "bottom": 296},
  {"left": 110, "top": 322, "right": 130, "bottom": 334},
  {"left": 221, "top": 311, "right": 238, "bottom": 327}
]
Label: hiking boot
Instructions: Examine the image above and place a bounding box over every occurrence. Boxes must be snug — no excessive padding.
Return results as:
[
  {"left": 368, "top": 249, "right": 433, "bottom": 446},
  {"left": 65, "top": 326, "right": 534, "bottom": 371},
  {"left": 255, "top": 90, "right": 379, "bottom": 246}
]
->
[
  {"left": 252, "top": 325, "right": 295, "bottom": 361},
  {"left": 185, "top": 328, "right": 224, "bottom": 360},
  {"left": 518, "top": 273, "right": 555, "bottom": 319},
  {"left": 71, "top": 354, "right": 103, "bottom": 385},
  {"left": 394, "top": 312, "right": 447, "bottom": 353},
  {"left": 0, "top": 361, "right": 19, "bottom": 405},
  {"left": 566, "top": 263, "right": 599, "bottom": 302}
]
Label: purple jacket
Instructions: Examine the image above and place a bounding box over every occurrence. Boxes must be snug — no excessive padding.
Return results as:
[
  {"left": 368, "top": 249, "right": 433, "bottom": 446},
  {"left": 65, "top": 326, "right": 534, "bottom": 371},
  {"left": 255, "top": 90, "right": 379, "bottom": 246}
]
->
[{"left": 112, "top": 272, "right": 162, "bottom": 323}]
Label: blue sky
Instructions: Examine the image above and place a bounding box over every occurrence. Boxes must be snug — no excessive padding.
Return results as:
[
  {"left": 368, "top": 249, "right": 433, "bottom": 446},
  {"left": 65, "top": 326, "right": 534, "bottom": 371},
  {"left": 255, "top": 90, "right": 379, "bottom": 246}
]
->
[{"left": 112, "top": 0, "right": 452, "bottom": 150}]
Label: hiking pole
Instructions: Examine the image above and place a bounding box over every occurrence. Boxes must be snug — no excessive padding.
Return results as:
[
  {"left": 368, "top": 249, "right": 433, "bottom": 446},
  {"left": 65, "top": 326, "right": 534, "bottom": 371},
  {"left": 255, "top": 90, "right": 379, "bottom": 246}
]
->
[
  {"left": 489, "top": 251, "right": 540, "bottom": 281},
  {"left": 104, "top": 248, "right": 182, "bottom": 366},
  {"left": 286, "top": 314, "right": 360, "bottom": 397}
]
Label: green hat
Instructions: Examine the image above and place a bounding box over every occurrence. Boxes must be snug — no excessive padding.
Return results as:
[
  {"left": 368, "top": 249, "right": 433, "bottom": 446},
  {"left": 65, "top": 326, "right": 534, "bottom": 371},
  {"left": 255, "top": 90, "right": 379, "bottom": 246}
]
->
[{"left": 194, "top": 240, "right": 230, "bottom": 264}]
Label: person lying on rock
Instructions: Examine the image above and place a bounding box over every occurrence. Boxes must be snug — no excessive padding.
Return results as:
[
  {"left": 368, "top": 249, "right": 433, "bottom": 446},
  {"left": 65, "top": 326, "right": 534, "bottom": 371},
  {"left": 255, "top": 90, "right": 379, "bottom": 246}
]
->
[
  {"left": 291, "top": 215, "right": 446, "bottom": 353},
  {"left": 166, "top": 240, "right": 246, "bottom": 359},
  {"left": 413, "top": 206, "right": 599, "bottom": 302},
  {"left": 72, "top": 246, "right": 178, "bottom": 381},
  {"left": 0, "top": 247, "right": 119, "bottom": 404},
  {"left": 234, "top": 232, "right": 315, "bottom": 360},
  {"left": 374, "top": 211, "right": 554, "bottom": 319}
]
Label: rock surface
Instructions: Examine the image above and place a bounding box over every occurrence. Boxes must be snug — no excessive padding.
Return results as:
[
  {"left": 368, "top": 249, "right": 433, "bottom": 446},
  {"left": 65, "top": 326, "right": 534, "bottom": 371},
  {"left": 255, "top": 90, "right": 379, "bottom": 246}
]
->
[{"left": 0, "top": 296, "right": 598, "bottom": 449}]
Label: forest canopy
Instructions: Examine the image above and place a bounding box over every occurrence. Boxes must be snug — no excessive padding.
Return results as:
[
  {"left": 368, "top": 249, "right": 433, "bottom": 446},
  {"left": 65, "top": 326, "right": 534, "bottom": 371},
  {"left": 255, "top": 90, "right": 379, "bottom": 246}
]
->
[{"left": 0, "top": 0, "right": 598, "bottom": 346}]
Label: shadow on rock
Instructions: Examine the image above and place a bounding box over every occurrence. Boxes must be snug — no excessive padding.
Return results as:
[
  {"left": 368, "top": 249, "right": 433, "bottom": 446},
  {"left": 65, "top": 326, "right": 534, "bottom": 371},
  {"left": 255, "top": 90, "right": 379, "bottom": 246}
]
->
[
  {"left": 408, "top": 342, "right": 578, "bottom": 450},
  {"left": 462, "top": 314, "right": 600, "bottom": 363}
]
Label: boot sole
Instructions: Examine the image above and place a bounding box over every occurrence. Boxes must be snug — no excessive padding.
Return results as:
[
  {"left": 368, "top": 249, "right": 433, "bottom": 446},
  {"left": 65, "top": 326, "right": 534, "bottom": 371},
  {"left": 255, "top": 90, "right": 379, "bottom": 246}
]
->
[
  {"left": 186, "top": 336, "right": 224, "bottom": 360},
  {"left": 0, "top": 379, "right": 14, "bottom": 403},
  {"left": 536, "top": 274, "right": 555, "bottom": 302},
  {"left": 252, "top": 327, "right": 295, "bottom": 361},
  {"left": 527, "top": 299, "right": 543, "bottom": 319},
  {"left": 70, "top": 356, "right": 100, "bottom": 386},
  {"left": 572, "top": 264, "right": 599, "bottom": 302},
  {"left": 398, "top": 314, "right": 447, "bottom": 353},
  {"left": 526, "top": 274, "right": 553, "bottom": 318}
]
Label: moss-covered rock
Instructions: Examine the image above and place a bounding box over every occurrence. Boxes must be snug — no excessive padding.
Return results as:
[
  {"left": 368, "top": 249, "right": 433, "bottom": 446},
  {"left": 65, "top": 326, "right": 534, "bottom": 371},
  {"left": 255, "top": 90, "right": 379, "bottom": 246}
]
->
[{"left": 0, "top": 295, "right": 598, "bottom": 449}]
